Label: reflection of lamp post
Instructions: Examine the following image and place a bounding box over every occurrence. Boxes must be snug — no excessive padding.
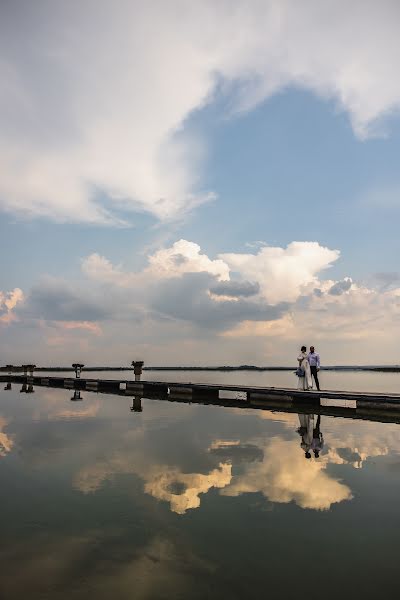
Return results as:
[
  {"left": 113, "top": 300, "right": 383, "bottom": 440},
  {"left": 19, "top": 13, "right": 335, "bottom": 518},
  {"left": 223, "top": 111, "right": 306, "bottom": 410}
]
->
[
  {"left": 71, "top": 390, "right": 83, "bottom": 401},
  {"left": 130, "top": 395, "right": 143, "bottom": 412},
  {"left": 131, "top": 361, "right": 144, "bottom": 382},
  {"left": 72, "top": 363, "right": 85, "bottom": 378},
  {"left": 5, "top": 365, "right": 13, "bottom": 390},
  {"left": 20, "top": 381, "right": 34, "bottom": 392}
]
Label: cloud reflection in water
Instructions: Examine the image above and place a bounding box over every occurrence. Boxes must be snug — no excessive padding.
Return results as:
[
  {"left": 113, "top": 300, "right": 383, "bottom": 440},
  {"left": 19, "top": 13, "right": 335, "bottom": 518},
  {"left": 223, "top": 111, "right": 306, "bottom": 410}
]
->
[{"left": 0, "top": 415, "right": 14, "bottom": 456}]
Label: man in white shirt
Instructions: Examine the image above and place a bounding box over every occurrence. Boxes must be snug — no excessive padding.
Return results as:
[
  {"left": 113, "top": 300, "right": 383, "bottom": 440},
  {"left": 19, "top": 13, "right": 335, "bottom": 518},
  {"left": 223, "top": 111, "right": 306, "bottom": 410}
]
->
[{"left": 308, "top": 346, "right": 320, "bottom": 390}]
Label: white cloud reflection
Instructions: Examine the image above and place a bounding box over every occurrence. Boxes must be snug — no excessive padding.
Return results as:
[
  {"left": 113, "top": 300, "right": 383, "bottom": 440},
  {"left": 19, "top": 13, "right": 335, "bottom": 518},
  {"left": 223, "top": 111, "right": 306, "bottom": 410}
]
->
[
  {"left": 73, "top": 423, "right": 354, "bottom": 513},
  {"left": 75, "top": 454, "right": 232, "bottom": 515},
  {"left": 220, "top": 437, "right": 352, "bottom": 510},
  {"left": 144, "top": 463, "right": 232, "bottom": 514},
  {"left": 70, "top": 402, "right": 400, "bottom": 515},
  {"left": 0, "top": 415, "right": 14, "bottom": 457}
]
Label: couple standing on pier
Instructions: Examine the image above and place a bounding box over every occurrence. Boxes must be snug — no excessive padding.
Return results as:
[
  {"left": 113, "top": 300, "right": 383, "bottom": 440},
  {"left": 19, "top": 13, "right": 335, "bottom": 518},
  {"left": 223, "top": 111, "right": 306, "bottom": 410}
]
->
[{"left": 297, "top": 346, "right": 320, "bottom": 391}]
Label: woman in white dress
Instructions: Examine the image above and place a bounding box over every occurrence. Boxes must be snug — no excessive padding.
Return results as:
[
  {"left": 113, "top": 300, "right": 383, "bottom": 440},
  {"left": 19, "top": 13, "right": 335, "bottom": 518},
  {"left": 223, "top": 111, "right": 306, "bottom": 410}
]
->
[{"left": 297, "top": 346, "right": 313, "bottom": 390}]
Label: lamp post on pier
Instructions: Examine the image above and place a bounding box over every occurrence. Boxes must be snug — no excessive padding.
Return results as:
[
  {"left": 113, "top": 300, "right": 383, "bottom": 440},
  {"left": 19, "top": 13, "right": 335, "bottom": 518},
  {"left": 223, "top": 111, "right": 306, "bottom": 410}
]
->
[
  {"left": 72, "top": 363, "right": 85, "bottom": 378},
  {"left": 131, "top": 361, "right": 144, "bottom": 382},
  {"left": 22, "top": 364, "right": 36, "bottom": 377}
]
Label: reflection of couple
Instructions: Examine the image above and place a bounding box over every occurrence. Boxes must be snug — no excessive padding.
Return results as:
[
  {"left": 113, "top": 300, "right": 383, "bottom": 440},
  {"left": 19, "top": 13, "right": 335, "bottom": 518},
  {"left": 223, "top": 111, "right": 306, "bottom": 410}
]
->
[
  {"left": 297, "top": 345, "right": 320, "bottom": 391},
  {"left": 297, "top": 414, "right": 324, "bottom": 459}
]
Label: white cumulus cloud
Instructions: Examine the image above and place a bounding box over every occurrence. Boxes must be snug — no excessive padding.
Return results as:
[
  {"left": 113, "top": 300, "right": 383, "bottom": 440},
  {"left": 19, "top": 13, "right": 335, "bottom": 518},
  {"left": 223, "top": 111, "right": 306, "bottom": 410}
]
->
[
  {"left": 1, "top": 1, "right": 400, "bottom": 223},
  {"left": 220, "top": 241, "right": 339, "bottom": 303},
  {"left": 82, "top": 239, "right": 230, "bottom": 284},
  {"left": 147, "top": 239, "right": 230, "bottom": 281},
  {"left": 82, "top": 238, "right": 340, "bottom": 304}
]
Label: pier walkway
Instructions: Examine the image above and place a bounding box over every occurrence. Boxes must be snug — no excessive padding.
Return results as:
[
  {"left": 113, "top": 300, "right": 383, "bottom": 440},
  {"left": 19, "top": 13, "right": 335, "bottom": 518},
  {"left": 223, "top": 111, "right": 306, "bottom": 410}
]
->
[{"left": 2, "top": 374, "right": 400, "bottom": 424}]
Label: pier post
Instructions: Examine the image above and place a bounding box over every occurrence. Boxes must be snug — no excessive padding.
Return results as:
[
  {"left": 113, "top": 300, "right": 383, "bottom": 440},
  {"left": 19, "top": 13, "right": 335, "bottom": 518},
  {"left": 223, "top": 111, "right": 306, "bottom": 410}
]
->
[
  {"left": 72, "top": 363, "right": 85, "bottom": 378},
  {"left": 71, "top": 390, "right": 83, "bottom": 401},
  {"left": 4, "top": 365, "right": 13, "bottom": 390},
  {"left": 131, "top": 361, "right": 144, "bottom": 382},
  {"left": 21, "top": 364, "right": 36, "bottom": 378},
  {"left": 28, "top": 364, "right": 36, "bottom": 377}
]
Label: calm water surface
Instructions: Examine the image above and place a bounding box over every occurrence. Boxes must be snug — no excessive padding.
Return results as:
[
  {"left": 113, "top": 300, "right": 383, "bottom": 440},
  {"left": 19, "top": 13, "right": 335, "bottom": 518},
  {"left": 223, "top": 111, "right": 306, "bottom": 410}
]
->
[{"left": 1, "top": 376, "right": 400, "bottom": 599}]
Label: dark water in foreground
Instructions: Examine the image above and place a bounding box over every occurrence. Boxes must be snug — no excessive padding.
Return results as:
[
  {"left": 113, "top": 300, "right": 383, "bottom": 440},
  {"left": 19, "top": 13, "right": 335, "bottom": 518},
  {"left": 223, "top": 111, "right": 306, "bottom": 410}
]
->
[{"left": 1, "top": 377, "right": 400, "bottom": 599}]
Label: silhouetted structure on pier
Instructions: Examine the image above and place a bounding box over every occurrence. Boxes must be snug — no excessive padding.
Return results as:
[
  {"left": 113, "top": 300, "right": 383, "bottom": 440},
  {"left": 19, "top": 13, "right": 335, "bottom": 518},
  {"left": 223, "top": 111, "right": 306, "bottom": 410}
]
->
[
  {"left": 22, "top": 364, "right": 36, "bottom": 377},
  {"left": 72, "top": 364, "right": 85, "bottom": 378},
  {"left": 132, "top": 361, "right": 144, "bottom": 381}
]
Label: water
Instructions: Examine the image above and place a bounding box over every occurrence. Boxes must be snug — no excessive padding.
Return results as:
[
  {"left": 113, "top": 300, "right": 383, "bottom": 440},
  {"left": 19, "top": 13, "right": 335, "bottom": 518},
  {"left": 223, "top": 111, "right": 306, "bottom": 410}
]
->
[{"left": 1, "top": 375, "right": 400, "bottom": 599}]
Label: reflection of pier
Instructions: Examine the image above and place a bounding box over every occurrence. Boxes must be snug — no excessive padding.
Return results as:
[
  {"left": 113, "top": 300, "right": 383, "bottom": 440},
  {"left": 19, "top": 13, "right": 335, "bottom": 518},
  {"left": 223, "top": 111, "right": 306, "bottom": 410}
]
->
[
  {"left": 3, "top": 374, "right": 400, "bottom": 424},
  {"left": 19, "top": 381, "right": 34, "bottom": 393},
  {"left": 130, "top": 396, "right": 143, "bottom": 412}
]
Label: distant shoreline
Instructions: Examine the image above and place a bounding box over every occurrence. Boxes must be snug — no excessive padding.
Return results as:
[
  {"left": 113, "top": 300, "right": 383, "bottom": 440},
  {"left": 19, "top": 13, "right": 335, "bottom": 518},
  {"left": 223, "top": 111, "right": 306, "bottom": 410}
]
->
[{"left": 2, "top": 365, "right": 400, "bottom": 373}]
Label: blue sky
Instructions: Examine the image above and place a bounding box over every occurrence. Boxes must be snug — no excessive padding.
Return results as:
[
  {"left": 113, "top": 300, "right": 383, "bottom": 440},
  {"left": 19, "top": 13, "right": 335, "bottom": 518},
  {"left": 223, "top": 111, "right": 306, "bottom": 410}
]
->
[
  {"left": 185, "top": 88, "right": 400, "bottom": 276},
  {"left": 3, "top": 87, "right": 399, "bottom": 286},
  {"left": 1, "top": 1, "right": 400, "bottom": 365}
]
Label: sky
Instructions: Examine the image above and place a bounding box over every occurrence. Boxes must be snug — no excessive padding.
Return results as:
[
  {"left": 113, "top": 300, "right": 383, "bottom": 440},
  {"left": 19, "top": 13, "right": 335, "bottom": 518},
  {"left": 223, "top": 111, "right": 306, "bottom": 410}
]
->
[{"left": 1, "top": 0, "right": 400, "bottom": 366}]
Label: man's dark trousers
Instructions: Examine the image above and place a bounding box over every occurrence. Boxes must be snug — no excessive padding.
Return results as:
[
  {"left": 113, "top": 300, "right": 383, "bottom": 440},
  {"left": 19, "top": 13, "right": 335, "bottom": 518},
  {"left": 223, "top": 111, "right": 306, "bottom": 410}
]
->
[{"left": 310, "top": 366, "right": 320, "bottom": 391}]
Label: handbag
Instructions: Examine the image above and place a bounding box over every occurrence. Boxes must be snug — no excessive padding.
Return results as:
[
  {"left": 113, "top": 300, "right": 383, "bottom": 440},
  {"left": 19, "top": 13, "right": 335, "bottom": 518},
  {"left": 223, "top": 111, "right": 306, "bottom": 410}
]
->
[{"left": 296, "top": 367, "right": 305, "bottom": 377}]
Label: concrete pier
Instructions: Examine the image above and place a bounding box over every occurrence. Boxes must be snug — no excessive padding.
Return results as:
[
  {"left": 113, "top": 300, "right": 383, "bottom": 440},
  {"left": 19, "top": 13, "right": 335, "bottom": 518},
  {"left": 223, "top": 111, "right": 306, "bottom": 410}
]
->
[
  {"left": 85, "top": 380, "right": 98, "bottom": 391},
  {"left": 2, "top": 374, "right": 400, "bottom": 423}
]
